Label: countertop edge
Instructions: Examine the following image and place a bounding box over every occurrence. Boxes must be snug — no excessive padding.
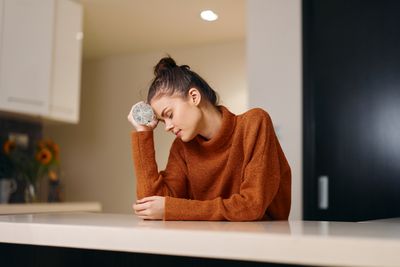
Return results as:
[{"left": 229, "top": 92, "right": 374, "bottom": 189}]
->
[{"left": 0, "top": 219, "right": 399, "bottom": 267}]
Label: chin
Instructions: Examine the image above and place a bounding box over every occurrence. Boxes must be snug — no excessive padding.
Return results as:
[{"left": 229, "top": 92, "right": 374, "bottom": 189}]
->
[
  {"left": 180, "top": 133, "right": 195, "bottom": 142},
  {"left": 180, "top": 136, "right": 190, "bottom": 142}
]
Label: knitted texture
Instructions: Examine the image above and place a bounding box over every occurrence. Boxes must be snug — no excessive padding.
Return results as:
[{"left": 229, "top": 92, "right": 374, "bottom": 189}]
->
[{"left": 131, "top": 106, "right": 291, "bottom": 221}]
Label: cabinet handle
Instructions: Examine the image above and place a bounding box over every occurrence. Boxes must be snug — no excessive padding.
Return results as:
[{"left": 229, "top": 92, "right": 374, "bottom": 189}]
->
[
  {"left": 8, "top": 97, "right": 44, "bottom": 106},
  {"left": 318, "top": 175, "right": 329, "bottom": 210}
]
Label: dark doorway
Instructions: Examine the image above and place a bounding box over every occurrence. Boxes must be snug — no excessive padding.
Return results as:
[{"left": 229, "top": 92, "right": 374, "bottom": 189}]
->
[{"left": 303, "top": 0, "right": 400, "bottom": 221}]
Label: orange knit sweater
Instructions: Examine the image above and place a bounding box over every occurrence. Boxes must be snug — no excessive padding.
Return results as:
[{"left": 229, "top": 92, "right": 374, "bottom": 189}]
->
[{"left": 131, "top": 106, "right": 291, "bottom": 221}]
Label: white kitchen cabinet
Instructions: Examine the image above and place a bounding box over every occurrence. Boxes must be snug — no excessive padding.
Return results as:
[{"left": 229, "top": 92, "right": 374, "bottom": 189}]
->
[
  {"left": 49, "top": 0, "right": 83, "bottom": 123},
  {"left": 0, "top": 0, "right": 83, "bottom": 123},
  {"left": 0, "top": 0, "right": 54, "bottom": 116}
]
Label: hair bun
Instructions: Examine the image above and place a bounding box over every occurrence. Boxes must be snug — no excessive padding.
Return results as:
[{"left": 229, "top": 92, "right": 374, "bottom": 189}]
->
[{"left": 154, "top": 56, "right": 177, "bottom": 76}]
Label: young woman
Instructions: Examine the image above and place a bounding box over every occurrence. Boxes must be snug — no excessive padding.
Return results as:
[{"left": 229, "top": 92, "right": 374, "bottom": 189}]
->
[{"left": 127, "top": 56, "right": 291, "bottom": 221}]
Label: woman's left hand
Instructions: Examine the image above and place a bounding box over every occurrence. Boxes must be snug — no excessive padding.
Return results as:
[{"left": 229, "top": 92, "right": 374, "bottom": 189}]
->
[{"left": 133, "top": 196, "right": 165, "bottom": 220}]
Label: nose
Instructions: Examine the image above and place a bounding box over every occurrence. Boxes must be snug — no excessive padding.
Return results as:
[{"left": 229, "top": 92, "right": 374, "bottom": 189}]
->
[{"left": 165, "top": 120, "right": 174, "bottom": 132}]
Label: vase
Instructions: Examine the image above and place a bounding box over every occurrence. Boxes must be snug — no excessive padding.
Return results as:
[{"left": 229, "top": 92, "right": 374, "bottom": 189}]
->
[{"left": 24, "top": 181, "right": 38, "bottom": 203}]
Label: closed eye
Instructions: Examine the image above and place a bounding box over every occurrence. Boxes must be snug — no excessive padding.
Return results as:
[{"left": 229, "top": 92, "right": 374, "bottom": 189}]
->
[{"left": 165, "top": 111, "right": 173, "bottom": 119}]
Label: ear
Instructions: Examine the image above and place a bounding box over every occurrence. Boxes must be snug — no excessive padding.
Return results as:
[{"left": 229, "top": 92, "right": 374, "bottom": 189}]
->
[{"left": 187, "top": 88, "right": 201, "bottom": 106}]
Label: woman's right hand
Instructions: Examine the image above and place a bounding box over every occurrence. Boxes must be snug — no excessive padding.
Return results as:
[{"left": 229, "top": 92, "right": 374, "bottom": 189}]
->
[{"left": 127, "top": 102, "right": 158, "bottom": 132}]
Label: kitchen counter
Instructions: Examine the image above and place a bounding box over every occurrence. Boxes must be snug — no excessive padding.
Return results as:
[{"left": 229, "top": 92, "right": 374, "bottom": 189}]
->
[
  {"left": 0, "top": 202, "right": 102, "bottom": 214},
  {"left": 0, "top": 213, "right": 399, "bottom": 267}
]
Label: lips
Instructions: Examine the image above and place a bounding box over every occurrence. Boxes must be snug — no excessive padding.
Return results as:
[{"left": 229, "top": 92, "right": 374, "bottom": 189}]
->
[{"left": 174, "top": 130, "right": 182, "bottom": 137}]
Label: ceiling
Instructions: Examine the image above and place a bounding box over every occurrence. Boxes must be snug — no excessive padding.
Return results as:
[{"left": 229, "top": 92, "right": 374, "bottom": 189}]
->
[{"left": 80, "top": 0, "right": 246, "bottom": 59}]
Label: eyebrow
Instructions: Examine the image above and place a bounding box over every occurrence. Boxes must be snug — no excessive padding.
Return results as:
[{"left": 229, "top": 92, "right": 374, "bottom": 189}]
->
[
  {"left": 160, "top": 107, "right": 167, "bottom": 117},
  {"left": 158, "top": 107, "right": 167, "bottom": 121}
]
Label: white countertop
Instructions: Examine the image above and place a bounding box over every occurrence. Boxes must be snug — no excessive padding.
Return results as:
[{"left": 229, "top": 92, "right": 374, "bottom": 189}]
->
[
  {"left": 0, "top": 202, "right": 102, "bottom": 214},
  {"left": 0, "top": 213, "right": 399, "bottom": 267}
]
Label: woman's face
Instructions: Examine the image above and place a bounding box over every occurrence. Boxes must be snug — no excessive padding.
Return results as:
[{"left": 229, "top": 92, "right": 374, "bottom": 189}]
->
[{"left": 150, "top": 92, "right": 201, "bottom": 142}]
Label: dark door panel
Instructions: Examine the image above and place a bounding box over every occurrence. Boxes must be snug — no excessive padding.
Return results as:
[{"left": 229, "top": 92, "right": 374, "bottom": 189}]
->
[{"left": 303, "top": 0, "right": 400, "bottom": 221}]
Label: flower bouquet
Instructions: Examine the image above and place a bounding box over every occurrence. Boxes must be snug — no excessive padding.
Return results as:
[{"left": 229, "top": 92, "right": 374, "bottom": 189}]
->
[{"left": 3, "top": 138, "right": 61, "bottom": 202}]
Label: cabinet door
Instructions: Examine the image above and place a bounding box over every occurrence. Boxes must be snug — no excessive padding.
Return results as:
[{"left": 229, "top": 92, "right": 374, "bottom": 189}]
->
[
  {"left": 0, "top": 0, "right": 54, "bottom": 116},
  {"left": 303, "top": 0, "right": 400, "bottom": 221},
  {"left": 49, "top": 0, "right": 82, "bottom": 123}
]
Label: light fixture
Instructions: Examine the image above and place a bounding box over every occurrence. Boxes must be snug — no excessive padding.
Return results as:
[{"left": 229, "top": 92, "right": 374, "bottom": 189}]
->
[{"left": 200, "top": 10, "right": 218, "bottom": 22}]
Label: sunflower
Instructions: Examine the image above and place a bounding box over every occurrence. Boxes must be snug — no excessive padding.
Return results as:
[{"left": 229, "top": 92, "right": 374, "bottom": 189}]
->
[
  {"left": 36, "top": 148, "right": 53, "bottom": 165},
  {"left": 3, "top": 138, "right": 61, "bottom": 198},
  {"left": 3, "top": 140, "right": 16, "bottom": 155}
]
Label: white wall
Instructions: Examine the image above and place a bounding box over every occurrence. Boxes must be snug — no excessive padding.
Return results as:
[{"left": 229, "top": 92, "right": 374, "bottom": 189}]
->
[
  {"left": 44, "top": 41, "right": 247, "bottom": 213},
  {"left": 247, "top": 0, "right": 302, "bottom": 219}
]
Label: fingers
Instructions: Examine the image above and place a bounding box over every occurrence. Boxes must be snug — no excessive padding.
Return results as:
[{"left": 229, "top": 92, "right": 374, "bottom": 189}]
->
[
  {"left": 136, "top": 196, "right": 159, "bottom": 203},
  {"left": 132, "top": 199, "right": 154, "bottom": 216},
  {"left": 132, "top": 196, "right": 164, "bottom": 220},
  {"left": 133, "top": 205, "right": 149, "bottom": 218},
  {"left": 127, "top": 114, "right": 157, "bottom": 132},
  {"left": 133, "top": 201, "right": 151, "bottom": 211},
  {"left": 133, "top": 203, "right": 157, "bottom": 220},
  {"left": 135, "top": 209, "right": 149, "bottom": 216},
  {"left": 146, "top": 119, "right": 158, "bottom": 129}
]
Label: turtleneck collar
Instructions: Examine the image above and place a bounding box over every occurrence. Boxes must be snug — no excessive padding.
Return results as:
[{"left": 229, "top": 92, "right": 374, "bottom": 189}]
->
[{"left": 193, "top": 106, "right": 236, "bottom": 151}]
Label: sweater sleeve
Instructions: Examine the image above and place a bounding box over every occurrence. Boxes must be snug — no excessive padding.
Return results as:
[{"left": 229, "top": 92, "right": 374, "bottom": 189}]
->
[
  {"left": 131, "top": 131, "right": 188, "bottom": 199},
  {"left": 164, "top": 111, "right": 287, "bottom": 221}
]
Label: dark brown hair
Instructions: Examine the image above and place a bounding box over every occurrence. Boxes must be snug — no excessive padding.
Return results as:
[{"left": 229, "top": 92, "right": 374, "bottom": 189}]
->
[{"left": 147, "top": 56, "right": 218, "bottom": 105}]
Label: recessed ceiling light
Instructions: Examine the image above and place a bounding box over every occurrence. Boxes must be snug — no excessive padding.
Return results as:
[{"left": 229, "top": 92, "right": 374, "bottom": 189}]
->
[{"left": 200, "top": 10, "right": 218, "bottom": 22}]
